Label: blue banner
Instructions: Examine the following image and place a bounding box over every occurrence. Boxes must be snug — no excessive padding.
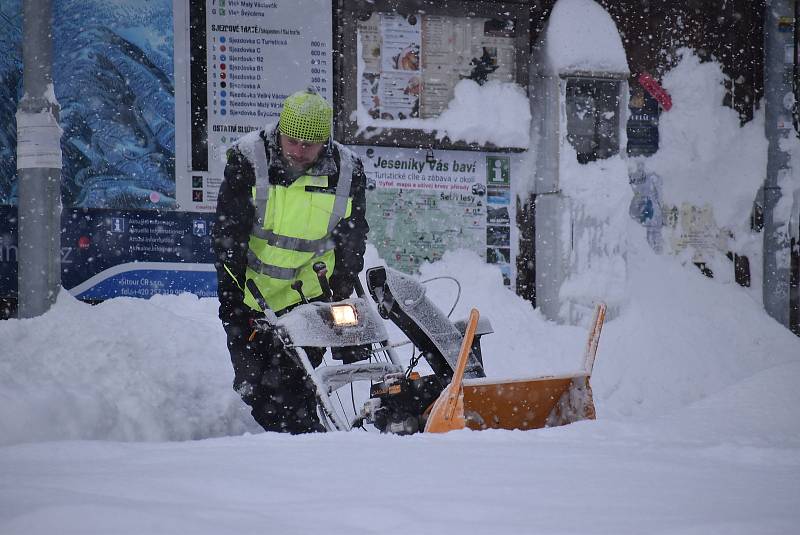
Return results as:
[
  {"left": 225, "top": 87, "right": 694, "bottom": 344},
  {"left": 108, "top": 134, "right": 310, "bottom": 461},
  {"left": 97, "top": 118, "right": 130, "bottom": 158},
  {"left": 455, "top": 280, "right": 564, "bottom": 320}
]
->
[{"left": 0, "top": 206, "right": 217, "bottom": 300}]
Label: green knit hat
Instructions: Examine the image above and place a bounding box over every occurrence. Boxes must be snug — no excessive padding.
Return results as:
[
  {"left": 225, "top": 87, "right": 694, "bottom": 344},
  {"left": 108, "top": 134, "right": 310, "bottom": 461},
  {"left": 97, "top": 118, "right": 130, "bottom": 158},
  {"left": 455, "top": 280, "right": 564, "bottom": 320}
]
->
[{"left": 278, "top": 90, "right": 332, "bottom": 143}]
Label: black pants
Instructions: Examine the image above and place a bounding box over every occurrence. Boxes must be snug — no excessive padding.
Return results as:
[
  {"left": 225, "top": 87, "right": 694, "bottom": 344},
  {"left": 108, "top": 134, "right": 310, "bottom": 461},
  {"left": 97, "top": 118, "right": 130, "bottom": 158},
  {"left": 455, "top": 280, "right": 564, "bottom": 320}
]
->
[{"left": 225, "top": 321, "right": 325, "bottom": 434}]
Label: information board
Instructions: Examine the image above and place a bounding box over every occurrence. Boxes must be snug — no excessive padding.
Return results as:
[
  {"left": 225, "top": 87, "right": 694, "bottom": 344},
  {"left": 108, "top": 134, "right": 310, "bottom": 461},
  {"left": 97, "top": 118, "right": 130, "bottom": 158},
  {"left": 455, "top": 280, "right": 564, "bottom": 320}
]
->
[
  {"left": 175, "top": 0, "right": 332, "bottom": 212},
  {"left": 336, "top": 0, "right": 530, "bottom": 150},
  {"left": 0, "top": 206, "right": 218, "bottom": 300},
  {"left": 350, "top": 145, "right": 517, "bottom": 285},
  {"left": 627, "top": 86, "right": 660, "bottom": 157},
  {"left": 0, "top": 0, "right": 524, "bottom": 302},
  {"left": 357, "top": 12, "right": 515, "bottom": 123}
]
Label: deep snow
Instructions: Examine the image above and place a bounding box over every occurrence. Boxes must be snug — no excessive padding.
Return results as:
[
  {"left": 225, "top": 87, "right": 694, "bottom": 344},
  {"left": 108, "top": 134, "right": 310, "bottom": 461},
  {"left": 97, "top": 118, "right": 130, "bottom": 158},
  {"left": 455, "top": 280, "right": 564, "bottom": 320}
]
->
[{"left": 1, "top": 239, "right": 799, "bottom": 534}]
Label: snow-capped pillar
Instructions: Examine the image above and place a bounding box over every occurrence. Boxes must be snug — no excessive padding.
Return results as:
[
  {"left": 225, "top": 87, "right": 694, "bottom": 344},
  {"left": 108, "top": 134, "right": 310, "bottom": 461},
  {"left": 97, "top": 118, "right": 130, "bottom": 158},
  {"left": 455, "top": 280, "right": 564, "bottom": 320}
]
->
[
  {"left": 530, "top": 0, "right": 630, "bottom": 325},
  {"left": 16, "top": 0, "right": 62, "bottom": 318},
  {"left": 762, "top": 0, "right": 796, "bottom": 328}
]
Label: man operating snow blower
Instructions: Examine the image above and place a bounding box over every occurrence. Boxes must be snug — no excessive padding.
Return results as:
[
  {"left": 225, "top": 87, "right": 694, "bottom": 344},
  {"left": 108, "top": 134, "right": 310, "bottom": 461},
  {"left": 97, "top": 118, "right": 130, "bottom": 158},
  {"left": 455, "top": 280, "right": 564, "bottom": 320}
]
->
[{"left": 212, "top": 90, "right": 369, "bottom": 434}]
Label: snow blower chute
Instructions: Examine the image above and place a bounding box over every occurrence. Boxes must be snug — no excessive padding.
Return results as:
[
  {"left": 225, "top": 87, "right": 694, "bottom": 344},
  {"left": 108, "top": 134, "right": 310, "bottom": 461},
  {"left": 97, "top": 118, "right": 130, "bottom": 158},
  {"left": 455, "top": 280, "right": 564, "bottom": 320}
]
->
[{"left": 247, "top": 265, "right": 606, "bottom": 434}]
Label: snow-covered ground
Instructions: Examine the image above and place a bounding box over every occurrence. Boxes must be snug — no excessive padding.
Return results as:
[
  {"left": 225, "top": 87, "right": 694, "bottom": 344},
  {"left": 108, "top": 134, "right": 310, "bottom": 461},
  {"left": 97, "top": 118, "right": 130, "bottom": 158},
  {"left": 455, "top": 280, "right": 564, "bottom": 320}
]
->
[{"left": 1, "top": 238, "right": 799, "bottom": 534}]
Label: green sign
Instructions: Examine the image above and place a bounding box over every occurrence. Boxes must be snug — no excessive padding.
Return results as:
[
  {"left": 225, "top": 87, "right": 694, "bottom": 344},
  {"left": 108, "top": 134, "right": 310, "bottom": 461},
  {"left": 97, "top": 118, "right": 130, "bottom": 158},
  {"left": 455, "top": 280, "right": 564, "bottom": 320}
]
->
[{"left": 486, "top": 156, "right": 510, "bottom": 185}]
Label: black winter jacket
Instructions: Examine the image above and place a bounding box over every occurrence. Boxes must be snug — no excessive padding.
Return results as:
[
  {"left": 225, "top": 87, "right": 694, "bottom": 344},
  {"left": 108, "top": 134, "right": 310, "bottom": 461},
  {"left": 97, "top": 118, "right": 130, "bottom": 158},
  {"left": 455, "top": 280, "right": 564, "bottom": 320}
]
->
[{"left": 212, "top": 126, "right": 370, "bottom": 334}]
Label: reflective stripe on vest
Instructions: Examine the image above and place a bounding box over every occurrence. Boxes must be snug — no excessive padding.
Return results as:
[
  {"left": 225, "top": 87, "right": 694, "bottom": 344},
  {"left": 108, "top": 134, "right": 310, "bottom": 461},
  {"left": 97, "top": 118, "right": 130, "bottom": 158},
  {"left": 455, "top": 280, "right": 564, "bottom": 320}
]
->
[
  {"left": 250, "top": 138, "right": 271, "bottom": 233},
  {"left": 251, "top": 230, "right": 331, "bottom": 254},
  {"left": 246, "top": 250, "right": 298, "bottom": 280},
  {"left": 329, "top": 155, "right": 353, "bottom": 233}
]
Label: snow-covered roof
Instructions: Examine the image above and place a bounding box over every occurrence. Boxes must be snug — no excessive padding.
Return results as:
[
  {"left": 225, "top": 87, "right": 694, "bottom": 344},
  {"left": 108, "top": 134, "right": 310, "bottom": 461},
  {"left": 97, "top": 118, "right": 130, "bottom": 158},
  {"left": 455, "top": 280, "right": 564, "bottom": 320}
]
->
[{"left": 538, "top": 0, "right": 629, "bottom": 76}]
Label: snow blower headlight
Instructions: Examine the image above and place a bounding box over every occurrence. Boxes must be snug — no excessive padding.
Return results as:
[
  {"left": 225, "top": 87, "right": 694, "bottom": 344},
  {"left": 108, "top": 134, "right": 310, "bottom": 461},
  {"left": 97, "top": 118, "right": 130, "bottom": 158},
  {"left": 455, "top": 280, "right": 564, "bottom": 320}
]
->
[{"left": 330, "top": 304, "right": 358, "bottom": 327}]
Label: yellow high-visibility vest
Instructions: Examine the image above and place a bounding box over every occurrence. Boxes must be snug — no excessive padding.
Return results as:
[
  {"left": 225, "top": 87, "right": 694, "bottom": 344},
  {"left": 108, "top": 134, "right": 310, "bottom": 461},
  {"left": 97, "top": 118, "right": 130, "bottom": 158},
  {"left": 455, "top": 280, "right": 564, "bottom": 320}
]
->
[{"left": 235, "top": 139, "right": 354, "bottom": 313}]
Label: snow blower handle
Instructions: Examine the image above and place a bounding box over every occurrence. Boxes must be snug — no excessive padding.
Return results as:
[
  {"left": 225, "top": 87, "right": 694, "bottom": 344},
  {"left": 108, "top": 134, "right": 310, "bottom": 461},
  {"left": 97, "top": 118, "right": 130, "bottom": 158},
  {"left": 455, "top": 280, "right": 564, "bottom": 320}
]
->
[
  {"left": 312, "top": 261, "right": 366, "bottom": 300},
  {"left": 246, "top": 278, "right": 270, "bottom": 315},
  {"left": 245, "top": 279, "right": 279, "bottom": 341},
  {"left": 353, "top": 277, "right": 366, "bottom": 298}
]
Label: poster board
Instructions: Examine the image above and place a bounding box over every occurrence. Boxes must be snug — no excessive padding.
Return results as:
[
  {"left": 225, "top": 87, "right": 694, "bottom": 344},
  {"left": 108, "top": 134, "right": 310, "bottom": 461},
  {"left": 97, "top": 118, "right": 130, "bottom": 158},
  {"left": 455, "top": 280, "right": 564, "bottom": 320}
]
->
[
  {"left": 356, "top": 12, "right": 516, "bottom": 122},
  {"left": 351, "top": 145, "right": 519, "bottom": 285},
  {"left": 175, "top": 0, "right": 333, "bottom": 212},
  {"left": 336, "top": 0, "right": 530, "bottom": 150}
]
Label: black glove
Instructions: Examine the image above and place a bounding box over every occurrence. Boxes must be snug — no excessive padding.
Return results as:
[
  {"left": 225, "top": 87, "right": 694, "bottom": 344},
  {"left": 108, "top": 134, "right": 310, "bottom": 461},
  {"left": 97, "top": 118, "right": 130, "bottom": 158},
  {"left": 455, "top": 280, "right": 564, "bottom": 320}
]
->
[{"left": 226, "top": 315, "right": 274, "bottom": 403}]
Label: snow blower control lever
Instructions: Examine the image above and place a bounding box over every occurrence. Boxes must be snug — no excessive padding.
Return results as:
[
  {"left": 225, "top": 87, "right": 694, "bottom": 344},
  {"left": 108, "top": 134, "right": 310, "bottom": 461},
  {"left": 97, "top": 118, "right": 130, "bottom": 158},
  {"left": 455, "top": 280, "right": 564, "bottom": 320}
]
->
[
  {"left": 312, "top": 262, "right": 333, "bottom": 301},
  {"left": 246, "top": 279, "right": 270, "bottom": 315},
  {"left": 245, "top": 279, "right": 279, "bottom": 341},
  {"left": 291, "top": 280, "right": 309, "bottom": 304}
]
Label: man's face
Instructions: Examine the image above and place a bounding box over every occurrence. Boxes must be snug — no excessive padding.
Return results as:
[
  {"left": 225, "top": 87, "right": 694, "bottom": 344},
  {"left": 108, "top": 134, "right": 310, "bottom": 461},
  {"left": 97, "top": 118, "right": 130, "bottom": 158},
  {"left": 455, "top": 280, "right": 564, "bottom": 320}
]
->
[{"left": 279, "top": 134, "right": 325, "bottom": 173}]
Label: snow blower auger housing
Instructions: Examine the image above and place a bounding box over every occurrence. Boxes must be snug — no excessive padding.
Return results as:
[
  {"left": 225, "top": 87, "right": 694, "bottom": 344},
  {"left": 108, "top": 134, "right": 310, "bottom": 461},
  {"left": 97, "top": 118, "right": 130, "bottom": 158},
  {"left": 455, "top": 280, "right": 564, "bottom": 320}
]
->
[{"left": 246, "top": 265, "right": 606, "bottom": 435}]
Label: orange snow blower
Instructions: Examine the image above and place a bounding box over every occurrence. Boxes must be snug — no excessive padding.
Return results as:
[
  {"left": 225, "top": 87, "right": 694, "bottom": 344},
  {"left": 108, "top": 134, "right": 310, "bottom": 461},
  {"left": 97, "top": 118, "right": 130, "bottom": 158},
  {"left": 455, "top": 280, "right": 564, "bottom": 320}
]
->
[{"left": 247, "top": 265, "right": 606, "bottom": 434}]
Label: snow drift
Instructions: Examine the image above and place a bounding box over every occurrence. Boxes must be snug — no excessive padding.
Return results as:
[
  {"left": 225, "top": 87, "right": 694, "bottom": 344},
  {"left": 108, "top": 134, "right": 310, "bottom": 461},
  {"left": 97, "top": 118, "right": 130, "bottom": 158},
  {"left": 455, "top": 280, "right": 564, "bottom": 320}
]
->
[{"left": 1, "top": 240, "right": 798, "bottom": 446}]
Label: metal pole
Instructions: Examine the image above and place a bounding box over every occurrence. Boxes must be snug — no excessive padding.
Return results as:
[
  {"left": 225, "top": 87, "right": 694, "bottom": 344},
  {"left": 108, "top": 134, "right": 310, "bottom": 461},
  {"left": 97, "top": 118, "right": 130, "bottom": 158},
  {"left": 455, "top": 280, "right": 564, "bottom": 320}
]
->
[
  {"left": 763, "top": 0, "right": 795, "bottom": 327},
  {"left": 15, "top": 0, "right": 62, "bottom": 318},
  {"left": 791, "top": 0, "right": 800, "bottom": 335}
]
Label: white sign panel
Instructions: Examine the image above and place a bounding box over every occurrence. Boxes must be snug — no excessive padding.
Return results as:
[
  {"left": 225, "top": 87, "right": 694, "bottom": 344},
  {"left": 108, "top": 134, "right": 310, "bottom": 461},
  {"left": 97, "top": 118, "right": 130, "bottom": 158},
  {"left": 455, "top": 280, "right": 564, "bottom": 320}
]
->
[{"left": 174, "top": 0, "right": 332, "bottom": 212}]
